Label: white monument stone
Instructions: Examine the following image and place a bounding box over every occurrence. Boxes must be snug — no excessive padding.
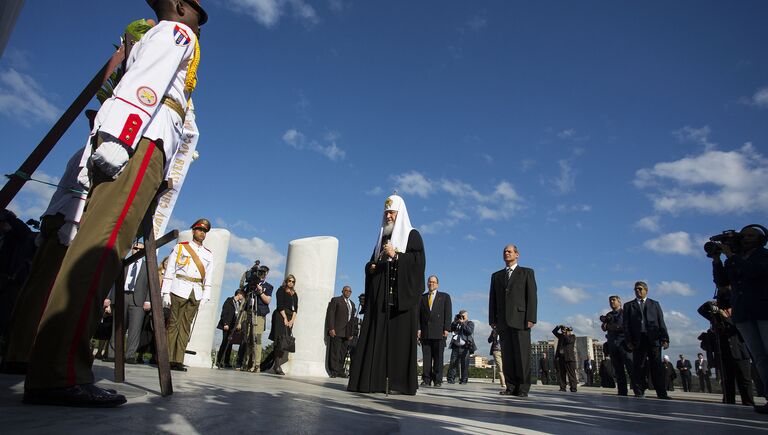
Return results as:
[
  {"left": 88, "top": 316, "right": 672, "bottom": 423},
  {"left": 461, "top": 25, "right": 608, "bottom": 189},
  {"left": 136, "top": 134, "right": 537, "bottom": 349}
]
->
[
  {"left": 283, "top": 236, "right": 338, "bottom": 377},
  {"left": 180, "top": 228, "right": 231, "bottom": 368}
]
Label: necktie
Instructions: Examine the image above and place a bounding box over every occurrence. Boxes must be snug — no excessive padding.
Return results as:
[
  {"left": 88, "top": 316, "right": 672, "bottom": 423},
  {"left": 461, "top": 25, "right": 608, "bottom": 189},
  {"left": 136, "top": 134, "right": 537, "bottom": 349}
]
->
[
  {"left": 639, "top": 299, "right": 646, "bottom": 332},
  {"left": 428, "top": 292, "right": 435, "bottom": 310},
  {"left": 506, "top": 267, "right": 513, "bottom": 283},
  {"left": 345, "top": 298, "right": 351, "bottom": 321}
]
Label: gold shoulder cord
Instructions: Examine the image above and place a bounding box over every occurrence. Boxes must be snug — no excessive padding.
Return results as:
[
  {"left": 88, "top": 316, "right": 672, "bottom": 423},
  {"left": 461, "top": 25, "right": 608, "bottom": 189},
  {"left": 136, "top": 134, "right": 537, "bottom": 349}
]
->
[{"left": 184, "top": 39, "right": 200, "bottom": 98}]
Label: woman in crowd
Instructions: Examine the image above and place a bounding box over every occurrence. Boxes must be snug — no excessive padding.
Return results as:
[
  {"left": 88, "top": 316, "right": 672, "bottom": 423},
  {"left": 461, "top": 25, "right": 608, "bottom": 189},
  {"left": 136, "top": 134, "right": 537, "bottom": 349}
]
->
[{"left": 269, "top": 274, "right": 298, "bottom": 375}]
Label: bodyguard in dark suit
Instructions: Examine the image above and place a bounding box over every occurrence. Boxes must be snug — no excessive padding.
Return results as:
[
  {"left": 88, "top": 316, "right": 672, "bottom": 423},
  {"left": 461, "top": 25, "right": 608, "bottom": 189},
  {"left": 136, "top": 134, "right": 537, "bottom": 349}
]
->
[
  {"left": 105, "top": 249, "right": 151, "bottom": 363},
  {"left": 584, "top": 359, "right": 596, "bottom": 386},
  {"left": 216, "top": 289, "right": 244, "bottom": 368},
  {"left": 623, "top": 281, "right": 670, "bottom": 399},
  {"left": 418, "top": 275, "right": 452, "bottom": 387},
  {"left": 325, "top": 286, "right": 357, "bottom": 378},
  {"left": 489, "top": 244, "right": 537, "bottom": 397}
]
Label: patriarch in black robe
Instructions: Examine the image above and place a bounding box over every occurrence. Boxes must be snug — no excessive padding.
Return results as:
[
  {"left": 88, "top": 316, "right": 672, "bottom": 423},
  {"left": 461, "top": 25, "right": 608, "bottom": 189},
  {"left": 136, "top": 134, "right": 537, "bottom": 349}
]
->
[{"left": 348, "top": 194, "right": 425, "bottom": 395}]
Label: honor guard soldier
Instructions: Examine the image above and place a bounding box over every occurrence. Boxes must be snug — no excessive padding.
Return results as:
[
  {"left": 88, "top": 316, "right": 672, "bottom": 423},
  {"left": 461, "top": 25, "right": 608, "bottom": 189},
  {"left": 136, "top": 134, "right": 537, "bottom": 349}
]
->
[
  {"left": 163, "top": 218, "right": 214, "bottom": 371},
  {"left": 23, "top": 0, "right": 208, "bottom": 407}
]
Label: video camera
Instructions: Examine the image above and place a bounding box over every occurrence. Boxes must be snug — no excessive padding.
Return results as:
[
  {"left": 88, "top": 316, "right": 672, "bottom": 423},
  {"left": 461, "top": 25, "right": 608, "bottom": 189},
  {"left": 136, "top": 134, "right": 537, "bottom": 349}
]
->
[{"left": 703, "top": 230, "right": 742, "bottom": 258}]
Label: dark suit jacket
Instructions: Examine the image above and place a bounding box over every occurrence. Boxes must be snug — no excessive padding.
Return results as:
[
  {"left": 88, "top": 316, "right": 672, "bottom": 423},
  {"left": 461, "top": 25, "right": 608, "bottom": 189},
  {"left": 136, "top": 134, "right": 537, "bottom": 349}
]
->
[
  {"left": 325, "top": 296, "right": 357, "bottom": 338},
  {"left": 419, "top": 291, "right": 452, "bottom": 340},
  {"left": 488, "top": 266, "right": 537, "bottom": 330},
  {"left": 584, "top": 359, "right": 595, "bottom": 374},
  {"left": 695, "top": 359, "right": 708, "bottom": 374},
  {"left": 539, "top": 357, "right": 549, "bottom": 372},
  {"left": 553, "top": 327, "right": 576, "bottom": 362},
  {"left": 217, "top": 297, "right": 238, "bottom": 330},
  {"left": 622, "top": 298, "right": 669, "bottom": 347}
]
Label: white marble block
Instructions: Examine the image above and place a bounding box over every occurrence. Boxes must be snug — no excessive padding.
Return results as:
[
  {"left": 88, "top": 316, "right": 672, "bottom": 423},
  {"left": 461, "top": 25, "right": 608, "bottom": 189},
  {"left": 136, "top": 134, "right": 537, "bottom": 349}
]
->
[
  {"left": 180, "top": 228, "right": 231, "bottom": 368},
  {"left": 283, "top": 236, "right": 339, "bottom": 377}
]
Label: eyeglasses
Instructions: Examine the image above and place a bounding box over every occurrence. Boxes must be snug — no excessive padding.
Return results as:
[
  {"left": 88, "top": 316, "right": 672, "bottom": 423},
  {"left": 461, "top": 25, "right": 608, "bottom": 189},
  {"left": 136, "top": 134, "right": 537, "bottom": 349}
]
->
[{"left": 287, "top": 280, "right": 295, "bottom": 283}]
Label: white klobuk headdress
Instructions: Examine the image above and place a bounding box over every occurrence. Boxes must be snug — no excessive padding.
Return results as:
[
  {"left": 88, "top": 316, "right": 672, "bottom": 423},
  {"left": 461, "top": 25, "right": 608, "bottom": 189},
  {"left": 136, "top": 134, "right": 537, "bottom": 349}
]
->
[{"left": 373, "top": 194, "right": 413, "bottom": 259}]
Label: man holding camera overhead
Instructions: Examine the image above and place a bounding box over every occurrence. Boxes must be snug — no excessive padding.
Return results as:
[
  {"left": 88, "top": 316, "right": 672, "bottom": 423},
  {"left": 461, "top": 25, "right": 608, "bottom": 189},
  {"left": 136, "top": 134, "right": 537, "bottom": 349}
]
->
[
  {"left": 236, "top": 264, "right": 272, "bottom": 372},
  {"left": 711, "top": 224, "right": 768, "bottom": 414}
]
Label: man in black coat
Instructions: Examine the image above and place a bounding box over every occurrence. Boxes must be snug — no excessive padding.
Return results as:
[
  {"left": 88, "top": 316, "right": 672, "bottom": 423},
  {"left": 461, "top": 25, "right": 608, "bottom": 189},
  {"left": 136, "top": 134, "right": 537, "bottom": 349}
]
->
[
  {"left": 553, "top": 325, "right": 578, "bottom": 392},
  {"left": 489, "top": 244, "right": 537, "bottom": 397},
  {"left": 216, "top": 289, "right": 244, "bottom": 368},
  {"left": 539, "top": 353, "right": 550, "bottom": 385},
  {"left": 325, "top": 286, "right": 357, "bottom": 378},
  {"left": 677, "top": 354, "right": 693, "bottom": 392},
  {"left": 418, "top": 275, "right": 452, "bottom": 387},
  {"left": 584, "top": 359, "right": 596, "bottom": 386},
  {"left": 623, "top": 281, "right": 670, "bottom": 399}
]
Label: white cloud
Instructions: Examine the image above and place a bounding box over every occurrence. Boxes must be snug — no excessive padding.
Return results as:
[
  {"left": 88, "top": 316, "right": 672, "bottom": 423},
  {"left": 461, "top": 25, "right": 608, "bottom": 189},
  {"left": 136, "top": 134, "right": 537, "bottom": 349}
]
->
[
  {"left": 557, "top": 128, "right": 576, "bottom": 139},
  {"left": 225, "top": 261, "right": 250, "bottom": 281},
  {"left": 743, "top": 86, "right": 768, "bottom": 108},
  {"left": 392, "top": 171, "right": 433, "bottom": 198},
  {"left": 635, "top": 215, "right": 660, "bottom": 232},
  {"left": 656, "top": 280, "right": 695, "bottom": 296},
  {"left": 643, "top": 231, "right": 696, "bottom": 256},
  {"left": 464, "top": 234, "right": 477, "bottom": 241},
  {"left": 634, "top": 143, "right": 768, "bottom": 214},
  {"left": 366, "top": 186, "right": 384, "bottom": 196},
  {"left": 556, "top": 204, "right": 592, "bottom": 213},
  {"left": 228, "top": 0, "right": 318, "bottom": 28},
  {"left": 466, "top": 12, "right": 487, "bottom": 32},
  {"left": 228, "top": 234, "right": 286, "bottom": 272},
  {"left": 563, "top": 313, "right": 602, "bottom": 338},
  {"left": 664, "top": 310, "right": 704, "bottom": 352},
  {"left": 281, "top": 128, "right": 346, "bottom": 161},
  {"left": 5, "top": 171, "right": 58, "bottom": 219},
  {"left": 672, "top": 125, "right": 716, "bottom": 150},
  {"left": 549, "top": 160, "right": 576, "bottom": 194},
  {"left": 0, "top": 68, "right": 60, "bottom": 124},
  {"left": 550, "top": 286, "right": 590, "bottom": 304}
]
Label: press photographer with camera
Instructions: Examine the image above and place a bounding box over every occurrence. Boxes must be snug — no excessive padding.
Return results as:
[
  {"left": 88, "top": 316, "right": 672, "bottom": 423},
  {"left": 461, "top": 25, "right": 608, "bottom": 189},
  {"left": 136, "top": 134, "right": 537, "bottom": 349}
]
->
[
  {"left": 697, "top": 291, "right": 754, "bottom": 406},
  {"left": 235, "top": 263, "right": 273, "bottom": 372},
  {"left": 552, "top": 325, "right": 577, "bottom": 392},
  {"left": 710, "top": 224, "right": 768, "bottom": 414},
  {"left": 446, "top": 310, "right": 475, "bottom": 385},
  {"left": 600, "top": 295, "right": 633, "bottom": 396}
]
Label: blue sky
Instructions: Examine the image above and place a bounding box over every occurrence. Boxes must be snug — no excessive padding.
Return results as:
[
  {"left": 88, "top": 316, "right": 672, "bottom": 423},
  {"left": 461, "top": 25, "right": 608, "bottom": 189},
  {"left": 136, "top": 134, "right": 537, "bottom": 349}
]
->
[{"left": 2, "top": 1, "right": 767, "bottom": 361}]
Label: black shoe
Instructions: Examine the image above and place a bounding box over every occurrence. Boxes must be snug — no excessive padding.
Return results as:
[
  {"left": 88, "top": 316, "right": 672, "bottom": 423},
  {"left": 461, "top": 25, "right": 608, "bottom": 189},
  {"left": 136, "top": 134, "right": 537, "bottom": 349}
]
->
[
  {"left": 125, "top": 357, "right": 139, "bottom": 365},
  {"left": 434, "top": 382, "right": 442, "bottom": 388},
  {"left": 657, "top": 394, "right": 671, "bottom": 400},
  {"left": 23, "top": 384, "right": 127, "bottom": 408},
  {"left": 500, "top": 389, "right": 515, "bottom": 395},
  {"left": 447, "top": 380, "right": 455, "bottom": 384},
  {"left": 0, "top": 361, "right": 28, "bottom": 375},
  {"left": 170, "top": 363, "right": 187, "bottom": 372},
  {"left": 420, "top": 381, "right": 430, "bottom": 387},
  {"left": 558, "top": 388, "right": 566, "bottom": 392},
  {"left": 570, "top": 389, "right": 577, "bottom": 392},
  {"left": 459, "top": 381, "right": 468, "bottom": 385},
  {"left": 514, "top": 392, "right": 529, "bottom": 398}
]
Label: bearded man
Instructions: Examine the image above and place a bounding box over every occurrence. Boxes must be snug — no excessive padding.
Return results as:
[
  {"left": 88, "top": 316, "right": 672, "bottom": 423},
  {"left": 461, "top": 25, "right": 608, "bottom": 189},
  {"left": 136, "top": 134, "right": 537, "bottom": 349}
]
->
[{"left": 348, "top": 194, "right": 425, "bottom": 395}]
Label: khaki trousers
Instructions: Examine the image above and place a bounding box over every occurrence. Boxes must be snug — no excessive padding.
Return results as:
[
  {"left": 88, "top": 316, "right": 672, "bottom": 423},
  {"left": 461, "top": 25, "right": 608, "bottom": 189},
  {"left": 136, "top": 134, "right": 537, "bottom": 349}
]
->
[
  {"left": 25, "top": 139, "right": 164, "bottom": 389},
  {"left": 243, "top": 315, "right": 265, "bottom": 370},
  {"left": 167, "top": 292, "right": 200, "bottom": 364},
  {"left": 4, "top": 214, "right": 68, "bottom": 364}
]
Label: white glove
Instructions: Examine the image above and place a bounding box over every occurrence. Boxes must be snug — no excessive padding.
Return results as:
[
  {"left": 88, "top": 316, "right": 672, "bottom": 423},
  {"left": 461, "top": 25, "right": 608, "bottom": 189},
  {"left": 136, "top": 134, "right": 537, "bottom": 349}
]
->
[
  {"left": 89, "top": 140, "right": 129, "bottom": 179},
  {"left": 199, "top": 299, "right": 207, "bottom": 310},
  {"left": 162, "top": 293, "right": 171, "bottom": 308},
  {"left": 76, "top": 166, "right": 91, "bottom": 190}
]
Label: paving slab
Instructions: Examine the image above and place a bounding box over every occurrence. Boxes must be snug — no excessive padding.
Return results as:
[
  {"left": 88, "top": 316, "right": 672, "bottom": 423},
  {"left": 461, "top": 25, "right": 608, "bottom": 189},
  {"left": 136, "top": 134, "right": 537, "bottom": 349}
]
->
[{"left": 1, "top": 360, "right": 766, "bottom": 434}]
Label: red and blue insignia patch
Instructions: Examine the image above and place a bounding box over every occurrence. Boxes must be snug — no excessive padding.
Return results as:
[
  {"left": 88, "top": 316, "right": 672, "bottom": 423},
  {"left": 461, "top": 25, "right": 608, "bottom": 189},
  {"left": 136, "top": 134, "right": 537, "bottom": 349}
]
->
[{"left": 173, "top": 25, "right": 191, "bottom": 46}]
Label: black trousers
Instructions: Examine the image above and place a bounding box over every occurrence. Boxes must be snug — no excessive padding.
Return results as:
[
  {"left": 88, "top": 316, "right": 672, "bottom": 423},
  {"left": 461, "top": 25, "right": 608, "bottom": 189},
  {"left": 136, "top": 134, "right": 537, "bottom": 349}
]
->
[
  {"left": 499, "top": 325, "right": 532, "bottom": 393},
  {"left": 609, "top": 343, "right": 633, "bottom": 395},
  {"left": 697, "top": 371, "right": 712, "bottom": 393},
  {"left": 723, "top": 356, "right": 754, "bottom": 405},
  {"left": 631, "top": 334, "right": 666, "bottom": 397},
  {"left": 556, "top": 357, "right": 577, "bottom": 391},
  {"left": 421, "top": 338, "right": 446, "bottom": 384},
  {"left": 216, "top": 329, "right": 234, "bottom": 366},
  {"left": 680, "top": 371, "right": 692, "bottom": 391},
  {"left": 585, "top": 370, "right": 594, "bottom": 386},
  {"left": 328, "top": 335, "right": 350, "bottom": 376}
]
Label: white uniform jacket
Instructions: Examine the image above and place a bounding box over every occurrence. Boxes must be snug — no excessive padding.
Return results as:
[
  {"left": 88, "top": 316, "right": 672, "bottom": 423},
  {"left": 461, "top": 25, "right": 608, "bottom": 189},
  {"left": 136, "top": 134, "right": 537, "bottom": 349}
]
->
[
  {"left": 85, "top": 20, "right": 198, "bottom": 177},
  {"left": 162, "top": 241, "right": 214, "bottom": 302}
]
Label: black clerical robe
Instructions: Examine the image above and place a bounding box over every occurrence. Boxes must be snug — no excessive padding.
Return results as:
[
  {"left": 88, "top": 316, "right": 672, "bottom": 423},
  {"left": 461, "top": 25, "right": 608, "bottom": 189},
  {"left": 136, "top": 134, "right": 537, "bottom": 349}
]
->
[{"left": 347, "top": 229, "right": 425, "bottom": 395}]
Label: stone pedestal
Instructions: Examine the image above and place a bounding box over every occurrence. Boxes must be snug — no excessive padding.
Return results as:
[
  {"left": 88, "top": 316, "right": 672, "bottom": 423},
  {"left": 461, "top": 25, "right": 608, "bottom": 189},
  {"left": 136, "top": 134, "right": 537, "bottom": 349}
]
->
[
  {"left": 180, "top": 228, "right": 230, "bottom": 368},
  {"left": 283, "top": 236, "right": 338, "bottom": 377}
]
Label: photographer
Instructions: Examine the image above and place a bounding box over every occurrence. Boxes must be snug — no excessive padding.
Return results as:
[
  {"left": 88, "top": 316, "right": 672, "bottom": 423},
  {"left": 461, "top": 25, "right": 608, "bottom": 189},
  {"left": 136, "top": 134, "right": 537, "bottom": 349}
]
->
[
  {"left": 711, "top": 224, "right": 768, "bottom": 414},
  {"left": 697, "top": 293, "right": 754, "bottom": 406},
  {"left": 446, "top": 310, "right": 475, "bottom": 385},
  {"left": 553, "top": 325, "right": 577, "bottom": 392},
  {"left": 600, "top": 295, "right": 633, "bottom": 396},
  {"left": 235, "top": 264, "right": 273, "bottom": 372}
]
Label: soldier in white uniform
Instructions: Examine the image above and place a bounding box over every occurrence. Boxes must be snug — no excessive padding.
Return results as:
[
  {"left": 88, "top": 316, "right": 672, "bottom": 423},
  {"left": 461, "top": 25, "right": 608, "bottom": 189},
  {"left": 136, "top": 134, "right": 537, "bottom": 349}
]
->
[
  {"left": 162, "top": 218, "right": 214, "bottom": 371},
  {"left": 24, "top": 0, "right": 208, "bottom": 408}
]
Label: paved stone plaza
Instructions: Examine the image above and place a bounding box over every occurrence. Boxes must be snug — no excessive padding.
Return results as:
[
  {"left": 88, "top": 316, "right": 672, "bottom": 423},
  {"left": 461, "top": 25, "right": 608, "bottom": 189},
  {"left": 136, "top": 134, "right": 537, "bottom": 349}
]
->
[{"left": 1, "top": 360, "right": 766, "bottom": 434}]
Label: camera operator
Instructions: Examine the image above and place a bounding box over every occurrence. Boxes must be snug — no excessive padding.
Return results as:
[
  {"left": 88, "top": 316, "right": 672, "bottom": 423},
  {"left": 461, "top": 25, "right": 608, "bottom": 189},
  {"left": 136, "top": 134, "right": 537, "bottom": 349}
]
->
[
  {"left": 697, "top": 291, "right": 754, "bottom": 406},
  {"left": 553, "top": 325, "right": 577, "bottom": 392},
  {"left": 600, "top": 295, "right": 633, "bottom": 396},
  {"left": 446, "top": 310, "right": 475, "bottom": 385},
  {"left": 711, "top": 224, "right": 768, "bottom": 414},
  {"left": 235, "top": 264, "right": 273, "bottom": 372}
]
